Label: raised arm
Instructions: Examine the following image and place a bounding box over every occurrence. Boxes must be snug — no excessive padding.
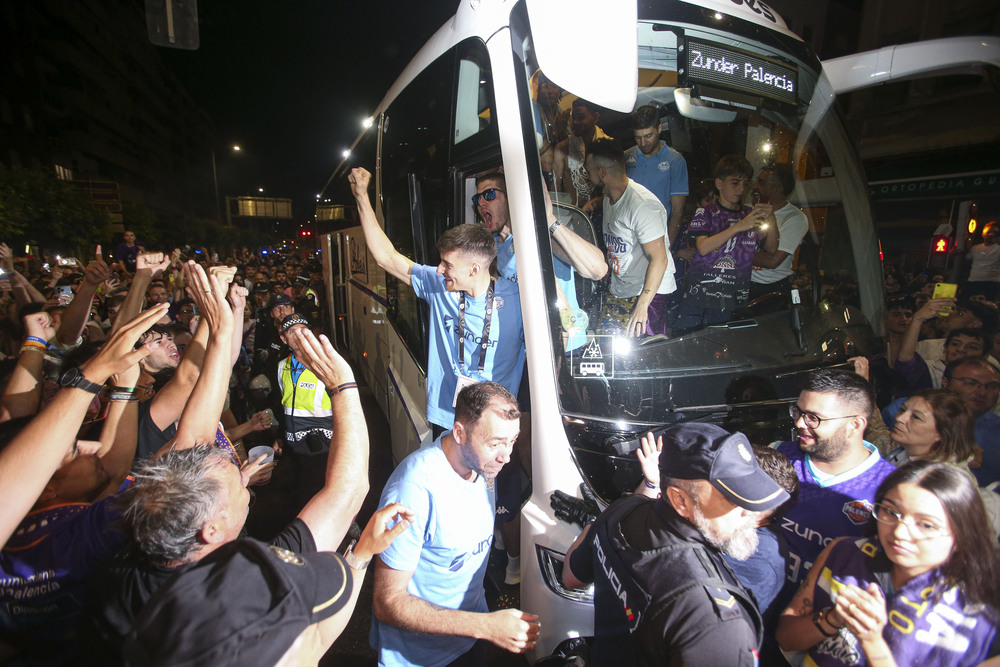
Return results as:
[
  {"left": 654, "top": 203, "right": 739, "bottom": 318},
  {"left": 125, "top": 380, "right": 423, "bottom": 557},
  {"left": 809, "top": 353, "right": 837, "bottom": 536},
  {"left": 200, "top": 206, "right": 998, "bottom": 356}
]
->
[
  {"left": 225, "top": 280, "right": 248, "bottom": 368},
  {"left": 92, "top": 360, "right": 143, "bottom": 499},
  {"left": 144, "top": 262, "right": 219, "bottom": 431},
  {"left": 0, "top": 312, "right": 55, "bottom": 421},
  {"left": 349, "top": 168, "right": 414, "bottom": 284},
  {"left": 314, "top": 502, "right": 414, "bottom": 649},
  {"left": 0, "top": 304, "right": 166, "bottom": 545},
  {"left": 291, "top": 328, "right": 370, "bottom": 551},
  {"left": 169, "top": 263, "right": 234, "bottom": 449},
  {"left": 57, "top": 246, "right": 111, "bottom": 345},
  {"left": 111, "top": 252, "right": 169, "bottom": 334},
  {"left": 7, "top": 269, "right": 45, "bottom": 307},
  {"left": 897, "top": 298, "right": 953, "bottom": 364},
  {"left": 545, "top": 186, "right": 608, "bottom": 280}
]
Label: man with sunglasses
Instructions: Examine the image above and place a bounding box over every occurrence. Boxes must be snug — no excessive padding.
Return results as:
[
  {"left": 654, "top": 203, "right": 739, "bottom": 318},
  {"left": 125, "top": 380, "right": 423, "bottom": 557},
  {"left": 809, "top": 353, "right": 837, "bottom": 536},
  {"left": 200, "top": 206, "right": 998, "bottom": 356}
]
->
[
  {"left": 771, "top": 369, "right": 895, "bottom": 614},
  {"left": 472, "top": 170, "right": 606, "bottom": 584},
  {"left": 473, "top": 170, "right": 607, "bottom": 285}
]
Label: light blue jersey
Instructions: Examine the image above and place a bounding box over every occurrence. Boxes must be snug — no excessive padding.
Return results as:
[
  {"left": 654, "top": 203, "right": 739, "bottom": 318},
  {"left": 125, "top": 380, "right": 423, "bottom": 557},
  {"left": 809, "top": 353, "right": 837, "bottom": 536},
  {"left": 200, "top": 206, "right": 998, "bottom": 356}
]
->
[
  {"left": 496, "top": 234, "right": 517, "bottom": 282},
  {"left": 371, "top": 437, "right": 495, "bottom": 667},
  {"left": 411, "top": 264, "right": 525, "bottom": 429},
  {"left": 624, "top": 142, "right": 688, "bottom": 220},
  {"left": 495, "top": 233, "right": 584, "bottom": 351}
]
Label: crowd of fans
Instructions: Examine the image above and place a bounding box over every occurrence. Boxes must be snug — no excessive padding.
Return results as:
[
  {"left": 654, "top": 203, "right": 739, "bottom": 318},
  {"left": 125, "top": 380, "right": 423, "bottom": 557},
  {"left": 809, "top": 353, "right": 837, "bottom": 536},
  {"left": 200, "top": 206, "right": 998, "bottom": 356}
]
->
[
  {"left": 1, "top": 90, "right": 999, "bottom": 666},
  {"left": 0, "top": 236, "right": 412, "bottom": 665}
]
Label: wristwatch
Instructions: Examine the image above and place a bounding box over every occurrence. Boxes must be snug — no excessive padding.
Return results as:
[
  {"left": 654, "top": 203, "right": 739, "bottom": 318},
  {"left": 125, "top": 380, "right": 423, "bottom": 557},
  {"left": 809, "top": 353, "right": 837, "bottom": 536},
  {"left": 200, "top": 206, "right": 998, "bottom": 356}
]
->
[
  {"left": 58, "top": 367, "right": 104, "bottom": 395},
  {"left": 343, "top": 540, "right": 371, "bottom": 571},
  {"left": 548, "top": 218, "right": 562, "bottom": 234}
]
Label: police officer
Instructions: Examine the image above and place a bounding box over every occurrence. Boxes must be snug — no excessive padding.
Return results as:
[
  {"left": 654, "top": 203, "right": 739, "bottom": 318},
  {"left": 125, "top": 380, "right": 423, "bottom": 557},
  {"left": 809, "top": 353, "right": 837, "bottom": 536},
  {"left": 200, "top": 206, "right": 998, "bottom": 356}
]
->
[
  {"left": 291, "top": 274, "right": 321, "bottom": 326},
  {"left": 276, "top": 313, "right": 334, "bottom": 509},
  {"left": 562, "top": 423, "right": 789, "bottom": 666}
]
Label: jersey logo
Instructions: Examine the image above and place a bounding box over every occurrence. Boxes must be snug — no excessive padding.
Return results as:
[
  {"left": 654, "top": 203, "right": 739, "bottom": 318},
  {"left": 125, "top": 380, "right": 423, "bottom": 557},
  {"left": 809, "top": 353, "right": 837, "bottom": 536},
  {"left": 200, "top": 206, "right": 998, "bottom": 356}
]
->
[
  {"left": 493, "top": 296, "right": 504, "bottom": 309},
  {"left": 658, "top": 161, "right": 670, "bottom": 172},
  {"left": 298, "top": 381, "right": 316, "bottom": 390},
  {"left": 842, "top": 499, "right": 874, "bottom": 526}
]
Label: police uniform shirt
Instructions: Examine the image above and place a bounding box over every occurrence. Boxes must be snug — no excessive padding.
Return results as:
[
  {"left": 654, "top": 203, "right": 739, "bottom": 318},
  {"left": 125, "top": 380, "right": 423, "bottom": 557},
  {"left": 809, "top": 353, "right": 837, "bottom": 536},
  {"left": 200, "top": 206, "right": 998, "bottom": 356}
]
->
[{"left": 569, "top": 497, "right": 760, "bottom": 666}]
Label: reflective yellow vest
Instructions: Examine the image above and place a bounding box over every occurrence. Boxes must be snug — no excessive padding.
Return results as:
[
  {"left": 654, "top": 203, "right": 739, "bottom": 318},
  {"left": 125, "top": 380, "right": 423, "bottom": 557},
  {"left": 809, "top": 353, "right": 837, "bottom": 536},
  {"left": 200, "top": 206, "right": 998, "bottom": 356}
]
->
[{"left": 277, "top": 355, "right": 332, "bottom": 418}]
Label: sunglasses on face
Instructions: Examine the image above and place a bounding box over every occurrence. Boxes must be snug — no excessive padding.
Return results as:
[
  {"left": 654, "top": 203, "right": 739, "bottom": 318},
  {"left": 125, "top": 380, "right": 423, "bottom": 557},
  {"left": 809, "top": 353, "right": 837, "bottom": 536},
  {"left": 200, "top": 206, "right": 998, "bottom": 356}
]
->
[{"left": 472, "top": 188, "right": 504, "bottom": 207}]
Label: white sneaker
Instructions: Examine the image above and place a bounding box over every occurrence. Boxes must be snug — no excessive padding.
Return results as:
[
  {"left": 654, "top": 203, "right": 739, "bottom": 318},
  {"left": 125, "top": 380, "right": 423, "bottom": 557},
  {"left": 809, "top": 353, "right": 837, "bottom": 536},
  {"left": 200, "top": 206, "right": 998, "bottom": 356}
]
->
[{"left": 504, "top": 555, "right": 521, "bottom": 585}]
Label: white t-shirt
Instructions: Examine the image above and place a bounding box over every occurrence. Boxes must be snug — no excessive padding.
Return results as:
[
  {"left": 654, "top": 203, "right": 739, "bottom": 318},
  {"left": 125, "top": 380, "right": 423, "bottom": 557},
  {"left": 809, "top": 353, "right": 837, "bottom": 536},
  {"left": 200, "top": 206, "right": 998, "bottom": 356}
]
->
[
  {"left": 751, "top": 202, "right": 808, "bottom": 284},
  {"left": 602, "top": 180, "right": 676, "bottom": 298},
  {"left": 968, "top": 243, "right": 1000, "bottom": 282}
]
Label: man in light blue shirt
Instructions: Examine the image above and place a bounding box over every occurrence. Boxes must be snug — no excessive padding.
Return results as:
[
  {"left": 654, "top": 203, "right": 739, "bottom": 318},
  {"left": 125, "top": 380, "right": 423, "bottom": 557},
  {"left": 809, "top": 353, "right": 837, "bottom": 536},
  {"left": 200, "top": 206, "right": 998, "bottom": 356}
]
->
[
  {"left": 351, "top": 167, "right": 526, "bottom": 430},
  {"left": 371, "top": 382, "right": 540, "bottom": 666},
  {"left": 624, "top": 105, "right": 688, "bottom": 245}
]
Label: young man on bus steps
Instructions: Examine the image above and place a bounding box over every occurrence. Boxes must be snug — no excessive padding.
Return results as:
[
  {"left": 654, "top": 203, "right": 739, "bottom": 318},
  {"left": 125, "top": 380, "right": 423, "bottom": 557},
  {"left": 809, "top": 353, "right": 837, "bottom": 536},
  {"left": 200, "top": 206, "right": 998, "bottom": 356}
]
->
[{"left": 350, "top": 167, "right": 525, "bottom": 432}]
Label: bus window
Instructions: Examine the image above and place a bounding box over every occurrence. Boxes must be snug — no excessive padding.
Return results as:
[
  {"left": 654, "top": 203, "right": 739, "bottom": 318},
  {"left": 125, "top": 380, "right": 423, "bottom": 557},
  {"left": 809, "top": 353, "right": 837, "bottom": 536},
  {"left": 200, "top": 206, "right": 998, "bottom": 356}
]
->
[
  {"left": 380, "top": 49, "right": 454, "bottom": 366},
  {"left": 517, "top": 11, "right": 882, "bottom": 503},
  {"left": 454, "top": 44, "right": 495, "bottom": 146}
]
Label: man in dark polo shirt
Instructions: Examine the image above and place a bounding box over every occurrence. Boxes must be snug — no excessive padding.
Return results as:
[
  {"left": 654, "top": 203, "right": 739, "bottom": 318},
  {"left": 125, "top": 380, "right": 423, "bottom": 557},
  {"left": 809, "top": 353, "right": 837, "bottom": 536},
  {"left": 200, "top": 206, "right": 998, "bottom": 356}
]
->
[{"left": 562, "top": 423, "right": 788, "bottom": 665}]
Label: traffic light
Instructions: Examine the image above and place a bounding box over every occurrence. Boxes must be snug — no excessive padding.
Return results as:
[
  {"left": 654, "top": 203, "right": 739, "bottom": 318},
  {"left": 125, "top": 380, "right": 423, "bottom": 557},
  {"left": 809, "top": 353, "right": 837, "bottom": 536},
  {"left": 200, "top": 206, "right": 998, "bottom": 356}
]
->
[{"left": 931, "top": 235, "right": 950, "bottom": 254}]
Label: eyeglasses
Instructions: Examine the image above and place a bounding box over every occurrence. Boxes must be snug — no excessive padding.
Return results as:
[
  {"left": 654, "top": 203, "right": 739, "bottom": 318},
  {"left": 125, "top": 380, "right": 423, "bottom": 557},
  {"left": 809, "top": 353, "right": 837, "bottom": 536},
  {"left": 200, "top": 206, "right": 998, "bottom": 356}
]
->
[
  {"left": 871, "top": 502, "right": 949, "bottom": 540},
  {"left": 789, "top": 404, "right": 859, "bottom": 429},
  {"left": 948, "top": 376, "right": 1000, "bottom": 392},
  {"left": 472, "top": 188, "right": 504, "bottom": 207}
]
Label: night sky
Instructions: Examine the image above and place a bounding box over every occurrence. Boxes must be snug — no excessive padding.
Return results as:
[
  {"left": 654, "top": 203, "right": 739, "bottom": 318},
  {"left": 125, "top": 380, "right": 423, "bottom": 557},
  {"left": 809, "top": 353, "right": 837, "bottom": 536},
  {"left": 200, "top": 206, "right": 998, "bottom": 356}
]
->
[{"left": 159, "top": 0, "right": 456, "bottom": 220}]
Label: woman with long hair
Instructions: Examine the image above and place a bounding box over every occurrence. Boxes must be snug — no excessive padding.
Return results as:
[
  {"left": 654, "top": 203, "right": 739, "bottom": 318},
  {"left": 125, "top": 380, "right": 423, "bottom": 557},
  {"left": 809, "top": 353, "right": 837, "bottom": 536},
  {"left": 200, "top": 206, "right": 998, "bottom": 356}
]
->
[{"left": 776, "top": 461, "right": 1000, "bottom": 666}]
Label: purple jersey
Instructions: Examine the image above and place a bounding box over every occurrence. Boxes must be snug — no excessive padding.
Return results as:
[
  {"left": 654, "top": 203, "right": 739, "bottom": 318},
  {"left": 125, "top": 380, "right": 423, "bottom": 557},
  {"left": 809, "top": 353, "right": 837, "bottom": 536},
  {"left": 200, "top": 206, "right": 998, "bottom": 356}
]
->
[
  {"left": 775, "top": 441, "right": 895, "bottom": 587},
  {"left": 685, "top": 202, "right": 760, "bottom": 309},
  {"left": 808, "top": 538, "right": 998, "bottom": 666},
  {"left": 0, "top": 480, "right": 131, "bottom": 658}
]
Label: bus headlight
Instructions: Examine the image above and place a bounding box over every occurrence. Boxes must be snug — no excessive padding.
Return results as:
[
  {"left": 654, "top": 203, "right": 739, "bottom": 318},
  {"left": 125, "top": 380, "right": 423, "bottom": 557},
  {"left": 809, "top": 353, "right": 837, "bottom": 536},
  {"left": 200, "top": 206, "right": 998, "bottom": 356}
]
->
[{"left": 536, "top": 544, "right": 594, "bottom": 604}]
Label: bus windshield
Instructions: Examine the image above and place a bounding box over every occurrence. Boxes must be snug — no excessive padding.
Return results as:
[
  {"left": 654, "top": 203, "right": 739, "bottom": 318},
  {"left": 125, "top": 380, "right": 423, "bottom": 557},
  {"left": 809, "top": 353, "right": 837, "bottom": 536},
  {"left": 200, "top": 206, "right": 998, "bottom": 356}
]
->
[{"left": 521, "top": 13, "right": 885, "bottom": 500}]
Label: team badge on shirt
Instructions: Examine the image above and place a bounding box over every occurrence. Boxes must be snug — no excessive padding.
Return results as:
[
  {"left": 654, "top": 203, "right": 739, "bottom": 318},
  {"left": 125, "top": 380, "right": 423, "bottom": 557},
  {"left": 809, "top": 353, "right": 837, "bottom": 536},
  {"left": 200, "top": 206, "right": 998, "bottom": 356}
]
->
[{"left": 842, "top": 499, "right": 874, "bottom": 525}]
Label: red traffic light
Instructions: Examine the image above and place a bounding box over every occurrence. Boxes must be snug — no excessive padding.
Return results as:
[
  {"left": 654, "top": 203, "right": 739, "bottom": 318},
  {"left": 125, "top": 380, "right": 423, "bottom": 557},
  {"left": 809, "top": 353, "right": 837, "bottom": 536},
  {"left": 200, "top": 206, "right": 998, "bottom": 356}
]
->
[{"left": 931, "top": 235, "right": 950, "bottom": 254}]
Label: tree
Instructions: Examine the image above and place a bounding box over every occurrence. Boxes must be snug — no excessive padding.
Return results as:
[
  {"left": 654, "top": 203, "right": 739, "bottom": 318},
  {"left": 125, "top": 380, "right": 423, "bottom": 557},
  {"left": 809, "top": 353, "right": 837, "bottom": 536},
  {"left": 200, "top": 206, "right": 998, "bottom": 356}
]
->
[{"left": 0, "top": 166, "right": 110, "bottom": 251}]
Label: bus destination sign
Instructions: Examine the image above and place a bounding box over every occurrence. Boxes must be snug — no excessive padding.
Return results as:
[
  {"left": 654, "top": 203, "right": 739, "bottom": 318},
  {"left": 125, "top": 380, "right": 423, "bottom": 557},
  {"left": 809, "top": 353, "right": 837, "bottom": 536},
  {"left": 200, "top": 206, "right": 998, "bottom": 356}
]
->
[{"left": 684, "top": 38, "right": 797, "bottom": 106}]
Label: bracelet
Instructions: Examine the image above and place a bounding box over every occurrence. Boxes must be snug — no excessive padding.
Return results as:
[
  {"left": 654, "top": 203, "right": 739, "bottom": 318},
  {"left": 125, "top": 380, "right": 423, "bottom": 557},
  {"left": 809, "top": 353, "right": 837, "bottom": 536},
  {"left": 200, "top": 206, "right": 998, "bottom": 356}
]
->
[
  {"left": 20, "top": 344, "right": 45, "bottom": 354},
  {"left": 24, "top": 336, "right": 48, "bottom": 346},
  {"left": 343, "top": 540, "right": 371, "bottom": 571},
  {"left": 21, "top": 340, "right": 47, "bottom": 350},
  {"left": 108, "top": 392, "right": 140, "bottom": 402},
  {"left": 643, "top": 478, "right": 657, "bottom": 490},
  {"left": 548, "top": 219, "right": 562, "bottom": 234},
  {"left": 825, "top": 607, "right": 846, "bottom": 630},
  {"left": 813, "top": 608, "right": 840, "bottom": 637},
  {"left": 327, "top": 382, "right": 358, "bottom": 397},
  {"left": 107, "top": 386, "right": 138, "bottom": 395}
]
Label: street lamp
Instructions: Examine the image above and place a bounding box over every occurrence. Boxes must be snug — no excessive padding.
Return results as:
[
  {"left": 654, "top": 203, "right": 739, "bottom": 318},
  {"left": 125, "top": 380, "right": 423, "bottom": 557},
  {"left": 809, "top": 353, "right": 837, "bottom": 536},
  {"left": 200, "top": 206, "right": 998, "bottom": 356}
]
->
[{"left": 212, "top": 144, "right": 242, "bottom": 224}]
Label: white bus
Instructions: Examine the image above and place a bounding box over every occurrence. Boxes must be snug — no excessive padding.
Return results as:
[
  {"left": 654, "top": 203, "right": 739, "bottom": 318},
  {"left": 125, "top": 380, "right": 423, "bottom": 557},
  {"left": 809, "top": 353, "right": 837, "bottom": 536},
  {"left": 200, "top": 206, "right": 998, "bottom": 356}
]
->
[{"left": 316, "top": 0, "right": 1000, "bottom": 657}]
